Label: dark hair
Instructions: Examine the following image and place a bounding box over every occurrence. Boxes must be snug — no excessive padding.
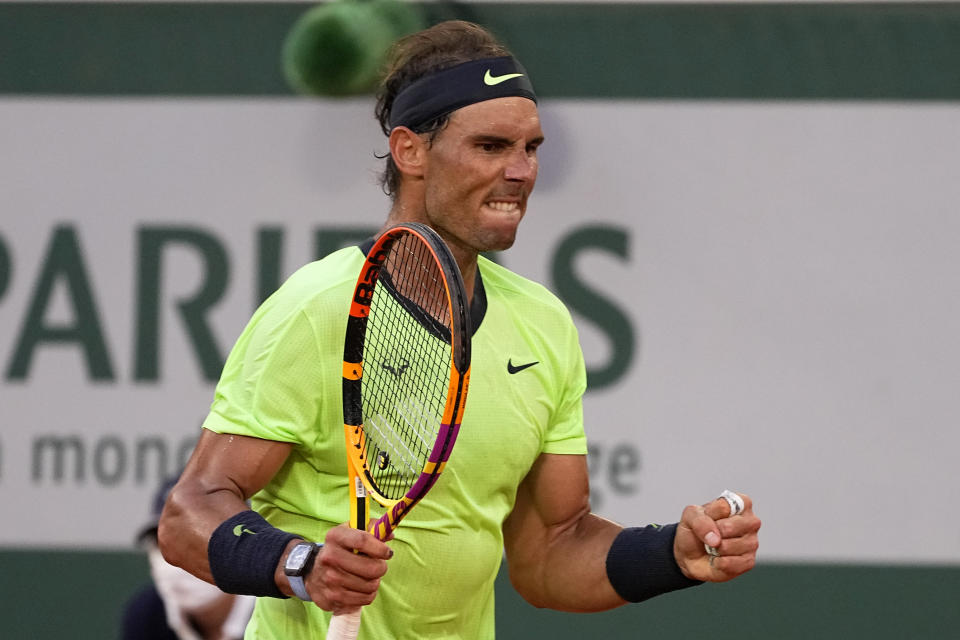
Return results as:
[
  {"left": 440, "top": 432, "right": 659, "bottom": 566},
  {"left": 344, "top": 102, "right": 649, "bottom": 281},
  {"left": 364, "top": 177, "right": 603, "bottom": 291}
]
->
[{"left": 375, "top": 21, "right": 512, "bottom": 197}]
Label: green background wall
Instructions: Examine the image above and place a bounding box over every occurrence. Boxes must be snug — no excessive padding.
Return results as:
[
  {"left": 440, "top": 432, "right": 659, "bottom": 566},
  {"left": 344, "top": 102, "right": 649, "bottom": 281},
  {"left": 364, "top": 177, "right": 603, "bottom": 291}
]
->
[
  {"left": 3, "top": 2, "right": 960, "bottom": 98},
  {"left": 1, "top": 551, "right": 959, "bottom": 638}
]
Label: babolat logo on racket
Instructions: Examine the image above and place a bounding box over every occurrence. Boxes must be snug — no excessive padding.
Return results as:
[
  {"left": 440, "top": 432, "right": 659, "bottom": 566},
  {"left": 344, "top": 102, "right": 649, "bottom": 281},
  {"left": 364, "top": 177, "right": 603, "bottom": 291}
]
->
[
  {"left": 353, "top": 239, "right": 395, "bottom": 306},
  {"left": 354, "top": 264, "right": 381, "bottom": 306}
]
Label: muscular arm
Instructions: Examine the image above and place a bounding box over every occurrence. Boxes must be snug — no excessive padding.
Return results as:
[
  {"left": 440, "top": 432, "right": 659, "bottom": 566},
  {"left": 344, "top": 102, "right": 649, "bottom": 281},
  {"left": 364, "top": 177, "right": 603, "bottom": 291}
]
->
[
  {"left": 157, "top": 429, "right": 294, "bottom": 583},
  {"left": 158, "top": 429, "right": 392, "bottom": 612},
  {"left": 503, "top": 453, "right": 762, "bottom": 612},
  {"left": 502, "top": 453, "right": 626, "bottom": 612}
]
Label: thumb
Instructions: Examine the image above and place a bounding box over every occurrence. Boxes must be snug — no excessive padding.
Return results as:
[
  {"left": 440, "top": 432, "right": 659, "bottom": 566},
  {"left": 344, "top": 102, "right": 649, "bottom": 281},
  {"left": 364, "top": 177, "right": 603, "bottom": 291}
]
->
[{"left": 680, "top": 504, "right": 721, "bottom": 549}]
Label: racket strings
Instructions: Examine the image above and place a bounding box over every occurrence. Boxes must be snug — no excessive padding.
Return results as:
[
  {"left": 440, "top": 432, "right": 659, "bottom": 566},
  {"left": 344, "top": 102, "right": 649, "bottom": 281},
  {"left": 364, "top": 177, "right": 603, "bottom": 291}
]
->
[{"left": 361, "top": 235, "right": 453, "bottom": 500}]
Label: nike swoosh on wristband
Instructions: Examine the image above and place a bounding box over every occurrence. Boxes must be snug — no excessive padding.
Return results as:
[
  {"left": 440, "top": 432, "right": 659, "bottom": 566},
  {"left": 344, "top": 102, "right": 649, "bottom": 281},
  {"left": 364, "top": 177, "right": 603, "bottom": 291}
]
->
[
  {"left": 232, "top": 525, "right": 256, "bottom": 536},
  {"left": 507, "top": 359, "right": 539, "bottom": 374},
  {"left": 484, "top": 70, "right": 524, "bottom": 86}
]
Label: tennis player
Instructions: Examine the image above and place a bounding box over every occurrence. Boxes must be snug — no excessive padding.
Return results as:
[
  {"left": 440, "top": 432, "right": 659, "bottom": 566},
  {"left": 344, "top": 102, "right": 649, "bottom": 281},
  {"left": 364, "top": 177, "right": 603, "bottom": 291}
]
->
[{"left": 159, "top": 20, "right": 761, "bottom": 639}]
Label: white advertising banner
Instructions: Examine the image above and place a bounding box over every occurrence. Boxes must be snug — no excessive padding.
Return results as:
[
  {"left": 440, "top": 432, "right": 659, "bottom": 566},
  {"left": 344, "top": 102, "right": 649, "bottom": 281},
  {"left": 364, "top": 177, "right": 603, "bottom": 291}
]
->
[{"left": 1, "top": 98, "right": 958, "bottom": 564}]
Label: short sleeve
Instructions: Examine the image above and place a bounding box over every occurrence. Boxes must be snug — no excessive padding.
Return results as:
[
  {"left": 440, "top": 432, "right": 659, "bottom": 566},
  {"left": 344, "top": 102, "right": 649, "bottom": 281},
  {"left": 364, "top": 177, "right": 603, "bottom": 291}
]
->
[
  {"left": 203, "top": 305, "right": 327, "bottom": 446},
  {"left": 541, "top": 311, "right": 588, "bottom": 455}
]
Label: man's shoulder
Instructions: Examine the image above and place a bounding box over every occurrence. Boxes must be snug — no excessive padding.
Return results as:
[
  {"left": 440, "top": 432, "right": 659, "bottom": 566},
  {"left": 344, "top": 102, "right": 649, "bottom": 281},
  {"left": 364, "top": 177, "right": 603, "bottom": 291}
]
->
[
  {"left": 479, "top": 256, "right": 570, "bottom": 317},
  {"left": 271, "top": 246, "right": 364, "bottom": 306},
  {"left": 238, "top": 246, "right": 363, "bottom": 337},
  {"left": 288, "top": 246, "right": 364, "bottom": 289}
]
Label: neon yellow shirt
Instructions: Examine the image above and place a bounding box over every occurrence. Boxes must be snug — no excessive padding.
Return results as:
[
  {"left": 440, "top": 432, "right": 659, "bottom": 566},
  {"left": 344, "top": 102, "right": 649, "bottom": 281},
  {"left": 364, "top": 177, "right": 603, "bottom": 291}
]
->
[{"left": 204, "top": 247, "right": 587, "bottom": 639}]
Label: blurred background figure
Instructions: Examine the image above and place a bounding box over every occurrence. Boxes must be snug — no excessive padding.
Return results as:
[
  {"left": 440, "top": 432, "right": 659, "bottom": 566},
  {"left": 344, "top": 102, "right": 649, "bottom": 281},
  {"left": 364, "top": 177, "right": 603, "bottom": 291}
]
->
[{"left": 120, "top": 477, "right": 255, "bottom": 640}]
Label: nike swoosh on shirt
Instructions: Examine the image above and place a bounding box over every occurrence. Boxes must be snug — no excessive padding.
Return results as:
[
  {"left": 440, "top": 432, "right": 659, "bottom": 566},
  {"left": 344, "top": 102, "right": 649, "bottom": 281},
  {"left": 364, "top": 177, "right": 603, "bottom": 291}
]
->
[
  {"left": 484, "top": 70, "right": 524, "bottom": 86},
  {"left": 507, "top": 359, "right": 539, "bottom": 374}
]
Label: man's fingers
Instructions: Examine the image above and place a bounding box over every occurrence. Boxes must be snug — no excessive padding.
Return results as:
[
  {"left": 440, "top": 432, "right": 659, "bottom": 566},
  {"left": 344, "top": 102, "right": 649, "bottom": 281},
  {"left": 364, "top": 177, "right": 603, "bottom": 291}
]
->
[
  {"left": 309, "top": 524, "right": 393, "bottom": 610},
  {"left": 703, "top": 490, "right": 751, "bottom": 520},
  {"left": 676, "top": 491, "right": 761, "bottom": 583},
  {"left": 702, "top": 491, "right": 761, "bottom": 567},
  {"left": 310, "top": 544, "right": 387, "bottom": 610},
  {"left": 319, "top": 532, "right": 391, "bottom": 581},
  {"left": 334, "top": 547, "right": 390, "bottom": 581},
  {"left": 704, "top": 531, "right": 760, "bottom": 557},
  {"left": 696, "top": 491, "right": 755, "bottom": 555},
  {"left": 705, "top": 551, "right": 757, "bottom": 576},
  {"left": 682, "top": 504, "right": 722, "bottom": 548},
  {"left": 325, "top": 525, "right": 393, "bottom": 559},
  {"left": 315, "top": 556, "right": 382, "bottom": 598},
  {"left": 351, "top": 531, "right": 395, "bottom": 560},
  {"left": 717, "top": 509, "right": 762, "bottom": 540}
]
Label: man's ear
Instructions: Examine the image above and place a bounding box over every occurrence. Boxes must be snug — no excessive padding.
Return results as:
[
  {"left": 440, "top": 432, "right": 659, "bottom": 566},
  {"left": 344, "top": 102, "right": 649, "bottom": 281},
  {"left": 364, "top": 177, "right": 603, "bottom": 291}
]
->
[{"left": 389, "top": 126, "right": 426, "bottom": 178}]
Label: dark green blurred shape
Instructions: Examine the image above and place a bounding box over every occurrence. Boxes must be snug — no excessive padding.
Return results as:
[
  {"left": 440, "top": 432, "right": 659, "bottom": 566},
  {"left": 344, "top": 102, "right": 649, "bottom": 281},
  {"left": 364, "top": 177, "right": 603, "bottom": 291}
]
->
[
  {"left": 2, "top": 2, "right": 960, "bottom": 98},
  {"left": 282, "top": 0, "right": 424, "bottom": 96}
]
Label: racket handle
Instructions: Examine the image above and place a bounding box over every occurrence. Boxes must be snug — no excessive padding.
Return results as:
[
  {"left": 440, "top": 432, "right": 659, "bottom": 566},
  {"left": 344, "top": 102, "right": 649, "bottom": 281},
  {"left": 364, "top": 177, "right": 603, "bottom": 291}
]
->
[{"left": 327, "top": 609, "right": 362, "bottom": 640}]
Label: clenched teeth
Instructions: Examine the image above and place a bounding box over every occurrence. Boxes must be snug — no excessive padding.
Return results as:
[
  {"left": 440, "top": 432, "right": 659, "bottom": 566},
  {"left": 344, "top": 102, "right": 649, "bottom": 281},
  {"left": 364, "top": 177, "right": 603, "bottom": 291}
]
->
[{"left": 486, "top": 201, "right": 518, "bottom": 212}]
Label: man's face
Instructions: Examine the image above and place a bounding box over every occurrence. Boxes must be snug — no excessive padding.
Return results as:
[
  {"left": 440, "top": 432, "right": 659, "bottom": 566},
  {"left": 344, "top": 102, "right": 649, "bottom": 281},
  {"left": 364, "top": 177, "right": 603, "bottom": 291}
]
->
[{"left": 420, "top": 97, "right": 543, "bottom": 255}]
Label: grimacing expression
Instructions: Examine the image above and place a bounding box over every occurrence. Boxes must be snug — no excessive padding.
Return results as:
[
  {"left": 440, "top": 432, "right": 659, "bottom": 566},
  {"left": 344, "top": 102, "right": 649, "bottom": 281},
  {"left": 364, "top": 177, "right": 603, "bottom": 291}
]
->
[{"left": 421, "top": 97, "right": 544, "bottom": 255}]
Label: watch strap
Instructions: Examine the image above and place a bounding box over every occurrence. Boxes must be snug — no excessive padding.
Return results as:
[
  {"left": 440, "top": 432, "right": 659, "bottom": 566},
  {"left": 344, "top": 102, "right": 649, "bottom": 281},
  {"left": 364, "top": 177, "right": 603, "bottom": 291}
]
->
[{"left": 288, "top": 573, "right": 311, "bottom": 601}]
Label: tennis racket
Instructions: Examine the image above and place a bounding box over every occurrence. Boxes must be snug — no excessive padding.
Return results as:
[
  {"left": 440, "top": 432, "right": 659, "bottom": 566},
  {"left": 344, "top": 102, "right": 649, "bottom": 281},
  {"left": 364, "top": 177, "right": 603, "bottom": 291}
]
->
[{"left": 328, "top": 222, "right": 472, "bottom": 639}]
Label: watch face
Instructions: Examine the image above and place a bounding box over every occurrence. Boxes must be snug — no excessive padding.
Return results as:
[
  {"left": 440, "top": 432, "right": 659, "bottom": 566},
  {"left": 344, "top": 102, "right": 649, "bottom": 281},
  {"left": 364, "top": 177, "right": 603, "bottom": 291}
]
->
[{"left": 285, "top": 543, "right": 314, "bottom": 575}]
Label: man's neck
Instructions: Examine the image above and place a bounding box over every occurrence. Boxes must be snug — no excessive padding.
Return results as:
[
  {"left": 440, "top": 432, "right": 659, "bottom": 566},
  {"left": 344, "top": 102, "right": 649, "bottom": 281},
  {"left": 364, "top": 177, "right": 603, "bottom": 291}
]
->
[{"left": 381, "top": 205, "right": 479, "bottom": 301}]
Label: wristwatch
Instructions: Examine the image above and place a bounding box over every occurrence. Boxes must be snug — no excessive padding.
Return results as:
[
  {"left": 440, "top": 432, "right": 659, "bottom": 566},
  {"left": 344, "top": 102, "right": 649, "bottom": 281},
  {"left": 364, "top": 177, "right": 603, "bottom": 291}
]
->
[{"left": 284, "top": 541, "right": 321, "bottom": 601}]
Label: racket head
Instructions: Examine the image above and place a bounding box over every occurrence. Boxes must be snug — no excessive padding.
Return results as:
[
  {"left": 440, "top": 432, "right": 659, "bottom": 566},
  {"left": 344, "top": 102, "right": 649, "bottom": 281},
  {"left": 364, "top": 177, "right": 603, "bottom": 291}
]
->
[{"left": 342, "top": 222, "right": 471, "bottom": 540}]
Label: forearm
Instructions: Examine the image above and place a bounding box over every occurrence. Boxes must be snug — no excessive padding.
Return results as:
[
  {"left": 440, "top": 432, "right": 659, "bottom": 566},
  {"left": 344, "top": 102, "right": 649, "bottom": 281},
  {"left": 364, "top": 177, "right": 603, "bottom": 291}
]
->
[
  {"left": 158, "top": 476, "right": 253, "bottom": 582},
  {"left": 504, "top": 497, "right": 625, "bottom": 612},
  {"left": 157, "top": 429, "right": 294, "bottom": 583},
  {"left": 502, "top": 452, "right": 709, "bottom": 612}
]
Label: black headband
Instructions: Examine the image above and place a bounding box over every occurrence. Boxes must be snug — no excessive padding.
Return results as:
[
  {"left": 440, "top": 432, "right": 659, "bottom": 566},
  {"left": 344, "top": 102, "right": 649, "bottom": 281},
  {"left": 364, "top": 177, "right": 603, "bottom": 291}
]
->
[{"left": 388, "top": 56, "right": 538, "bottom": 131}]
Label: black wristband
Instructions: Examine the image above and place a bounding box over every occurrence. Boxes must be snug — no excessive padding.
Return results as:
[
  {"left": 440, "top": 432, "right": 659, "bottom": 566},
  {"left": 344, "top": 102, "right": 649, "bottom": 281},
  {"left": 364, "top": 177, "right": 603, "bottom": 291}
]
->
[
  {"left": 207, "top": 510, "right": 299, "bottom": 598},
  {"left": 605, "top": 523, "right": 704, "bottom": 603}
]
